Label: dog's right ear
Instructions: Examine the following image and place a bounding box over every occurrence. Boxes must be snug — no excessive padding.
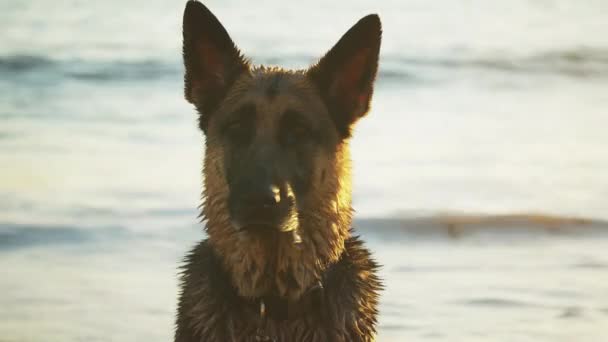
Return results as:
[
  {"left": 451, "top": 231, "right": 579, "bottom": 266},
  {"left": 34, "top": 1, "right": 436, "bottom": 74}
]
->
[
  {"left": 308, "top": 15, "right": 381, "bottom": 139},
  {"left": 183, "top": 1, "right": 249, "bottom": 131}
]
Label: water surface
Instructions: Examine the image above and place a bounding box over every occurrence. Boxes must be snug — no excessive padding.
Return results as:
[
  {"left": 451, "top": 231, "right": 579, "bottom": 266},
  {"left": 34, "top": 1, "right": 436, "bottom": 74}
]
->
[{"left": 1, "top": 0, "right": 608, "bottom": 341}]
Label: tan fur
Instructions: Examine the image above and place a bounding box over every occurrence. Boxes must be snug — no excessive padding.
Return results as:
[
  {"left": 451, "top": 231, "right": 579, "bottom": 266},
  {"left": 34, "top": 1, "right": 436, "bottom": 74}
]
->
[
  {"left": 177, "top": 3, "right": 382, "bottom": 340},
  {"left": 201, "top": 69, "right": 353, "bottom": 300}
]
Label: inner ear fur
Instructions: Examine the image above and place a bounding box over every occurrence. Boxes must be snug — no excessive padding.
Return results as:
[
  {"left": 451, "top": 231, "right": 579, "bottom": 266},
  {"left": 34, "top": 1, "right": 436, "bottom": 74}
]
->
[
  {"left": 308, "top": 14, "right": 382, "bottom": 139},
  {"left": 182, "top": 1, "right": 250, "bottom": 132}
]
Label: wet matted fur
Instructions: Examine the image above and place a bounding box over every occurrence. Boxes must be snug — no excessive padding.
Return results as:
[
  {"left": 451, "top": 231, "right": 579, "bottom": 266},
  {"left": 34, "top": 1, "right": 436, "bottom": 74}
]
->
[{"left": 175, "top": 1, "right": 383, "bottom": 341}]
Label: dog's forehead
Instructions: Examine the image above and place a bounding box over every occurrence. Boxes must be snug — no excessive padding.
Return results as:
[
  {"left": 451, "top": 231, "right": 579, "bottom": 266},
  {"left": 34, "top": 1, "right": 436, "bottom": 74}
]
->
[
  {"left": 251, "top": 68, "right": 307, "bottom": 97},
  {"left": 240, "top": 67, "right": 327, "bottom": 118}
]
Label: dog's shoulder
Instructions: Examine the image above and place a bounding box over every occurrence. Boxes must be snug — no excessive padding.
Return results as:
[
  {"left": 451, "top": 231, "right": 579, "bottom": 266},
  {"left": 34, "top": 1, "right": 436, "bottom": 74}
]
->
[
  {"left": 175, "top": 240, "right": 237, "bottom": 341},
  {"left": 323, "top": 235, "right": 382, "bottom": 340},
  {"left": 342, "top": 235, "right": 381, "bottom": 273},
  {"left": 180, "top": 240, "right": 221, "bottom": 280},
  {"left": 178, "top": 239, "right": 237, "bottom": 301},
  {"left": 332, "top": 234, "right": 382, "bottom": 290}
]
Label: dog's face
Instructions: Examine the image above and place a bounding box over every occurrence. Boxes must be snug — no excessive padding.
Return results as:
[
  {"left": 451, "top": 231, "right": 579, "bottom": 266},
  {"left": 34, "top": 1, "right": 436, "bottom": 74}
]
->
[
  {"left": 183, "top": 1, "right": 381, "bottom": 241},
  {"left": 205, "top": 70, "right": 338, "bottom": 235}
]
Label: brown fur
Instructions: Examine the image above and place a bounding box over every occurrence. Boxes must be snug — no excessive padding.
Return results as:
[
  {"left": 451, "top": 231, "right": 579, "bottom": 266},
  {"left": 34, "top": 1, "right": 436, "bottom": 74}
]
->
[{"left": 176, "top": 1, "right": 383, "bottom": 341}]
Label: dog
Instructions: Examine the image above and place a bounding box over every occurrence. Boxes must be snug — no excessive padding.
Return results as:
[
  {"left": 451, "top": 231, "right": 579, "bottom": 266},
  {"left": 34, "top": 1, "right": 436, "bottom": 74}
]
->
[{"left": 175, "top": 1, "right": 382, "bottom": 341}]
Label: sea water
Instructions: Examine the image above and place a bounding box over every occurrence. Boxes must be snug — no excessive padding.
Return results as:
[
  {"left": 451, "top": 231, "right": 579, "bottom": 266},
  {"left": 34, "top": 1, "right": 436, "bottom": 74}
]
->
[{"left": 1, "top": 0, "right": 607, "bottom": 341}]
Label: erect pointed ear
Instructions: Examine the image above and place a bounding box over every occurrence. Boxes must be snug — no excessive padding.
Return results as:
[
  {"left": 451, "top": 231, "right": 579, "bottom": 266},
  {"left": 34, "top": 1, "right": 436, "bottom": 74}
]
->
[
  {"left": 182, "top": 1, "right": 249, "bottom": 131},
  {"left": 308, "top": 14, "right": 381, "bottom": 138}
]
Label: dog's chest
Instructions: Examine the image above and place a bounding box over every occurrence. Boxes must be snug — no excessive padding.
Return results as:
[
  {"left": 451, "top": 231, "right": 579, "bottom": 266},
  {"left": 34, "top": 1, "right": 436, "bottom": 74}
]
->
[
  {"left": 176, "top": 237, "right": 380, "bottom": 342},
  {"left": 213, "top": 271, "right": 355, "bottom": 341}
]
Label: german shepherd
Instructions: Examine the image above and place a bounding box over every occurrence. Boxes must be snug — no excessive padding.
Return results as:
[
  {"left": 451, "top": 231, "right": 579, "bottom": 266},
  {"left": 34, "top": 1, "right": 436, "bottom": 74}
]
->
[{"left": 175, "top": 1, "right": 382, "bottom": 341}]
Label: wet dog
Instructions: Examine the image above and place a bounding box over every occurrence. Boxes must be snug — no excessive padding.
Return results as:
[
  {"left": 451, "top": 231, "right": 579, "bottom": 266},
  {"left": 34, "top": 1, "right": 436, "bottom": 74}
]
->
[{"left": 175, "top": 1, "right": 382, "bottom": 341}]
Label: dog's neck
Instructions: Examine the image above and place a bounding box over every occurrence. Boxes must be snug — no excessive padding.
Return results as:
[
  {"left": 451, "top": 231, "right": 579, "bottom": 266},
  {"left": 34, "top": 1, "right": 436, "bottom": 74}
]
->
[{"left": 203, "top": 204, "right": 351, "bottom": 300}]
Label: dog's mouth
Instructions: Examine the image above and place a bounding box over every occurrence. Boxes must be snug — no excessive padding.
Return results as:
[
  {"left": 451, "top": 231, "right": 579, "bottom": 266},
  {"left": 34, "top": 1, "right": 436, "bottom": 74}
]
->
[
  {"left": 229, "top": 192, "right": 298, "bottom": 231},
  {"left": 229, "top": 197, "right": 302, "bottom": 244},
  {"left": 231, "top": 217, "right": 302, "bottom": 245},
  {"left": 231, "top": 217, "right": 297, "bottom": 233}
]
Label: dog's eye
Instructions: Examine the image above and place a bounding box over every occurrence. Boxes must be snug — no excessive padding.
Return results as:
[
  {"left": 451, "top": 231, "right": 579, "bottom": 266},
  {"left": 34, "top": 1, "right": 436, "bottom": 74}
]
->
[
  {"left": 221, "top": 104, "right": 255, "bottom": 144},
  {"left": 222, "top": 119, "right": 252, "bottom": 144},
  {"left": 222, "top": 120, "right": 242, "bottom": 134},
  {"left": 293, "top": 125, "right": 310, "bottom": 138},
  {"left": 280, "top": 110, "right": 316, "bottom": 147},
  {"left": 225, "top": 120, "right": 243, "bottom": 131},
  {"left": 283, "top": 124, "right": 312, "bottom": 146}
]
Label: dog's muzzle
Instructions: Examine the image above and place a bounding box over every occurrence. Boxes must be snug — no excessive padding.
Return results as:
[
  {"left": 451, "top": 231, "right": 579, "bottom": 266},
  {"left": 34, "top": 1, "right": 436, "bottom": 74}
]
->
[{"left": 228, "top": 182, "right": 297, "bottom": 233}]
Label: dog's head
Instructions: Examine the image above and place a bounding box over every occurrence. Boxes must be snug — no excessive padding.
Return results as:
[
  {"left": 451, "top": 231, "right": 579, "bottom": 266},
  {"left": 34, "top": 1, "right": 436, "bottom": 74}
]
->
[{"left": 182, "top": 1, "right": 380, "bottom": 297}]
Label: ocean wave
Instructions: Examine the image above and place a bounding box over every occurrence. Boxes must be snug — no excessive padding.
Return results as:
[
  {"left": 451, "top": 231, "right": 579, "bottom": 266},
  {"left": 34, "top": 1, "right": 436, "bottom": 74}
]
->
[
  {"left": 355, "top": 213, "right": 608, "bottom": 238},
  {"left": 0, "top": 55, "right": 55, "bottom": 71},
  {"left": 458, "top": 297, "right": 540, "bottom": 308},
  {"left": 2, "top": 47, "right": 607, "bottom": 84},
  {"left": 0, "top": 223, "right": 129, "bottom": 250},
  {"left": 0, "top": 55, "right": 181, "bottom": 82},
  {"left": 384, "top": 47, "right": 608, "bottom": 78}
]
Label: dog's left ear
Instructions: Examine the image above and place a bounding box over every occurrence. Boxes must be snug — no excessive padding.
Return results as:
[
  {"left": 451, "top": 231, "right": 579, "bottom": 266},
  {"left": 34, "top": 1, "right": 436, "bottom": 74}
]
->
[
  {"left": 308, "top": 14, "right": 382, "bottom": 138},
  {"left": 182, "top": 1, "right": 249, "bottom": 132}
]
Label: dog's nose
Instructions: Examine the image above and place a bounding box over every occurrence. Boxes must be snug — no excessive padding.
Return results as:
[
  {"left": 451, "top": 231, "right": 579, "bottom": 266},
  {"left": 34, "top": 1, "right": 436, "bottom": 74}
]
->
[
  {"left": 228, "top": 183, "right": 282, "bottom": 229},
  {"left": 228, "top": 179, "right": 297, "bottom": 231},
  {"left": 245, "top": 184, "right": 281, "bottom": 208},
  {"left": 268, "top": 185, "right": 281, "bottom": 205}
]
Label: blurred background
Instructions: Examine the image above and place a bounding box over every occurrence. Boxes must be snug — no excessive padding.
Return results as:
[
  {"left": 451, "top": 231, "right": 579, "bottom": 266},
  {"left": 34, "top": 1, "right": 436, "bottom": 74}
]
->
[{"left": 1, "top": 0, "right": 607, "bottom": 341}]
